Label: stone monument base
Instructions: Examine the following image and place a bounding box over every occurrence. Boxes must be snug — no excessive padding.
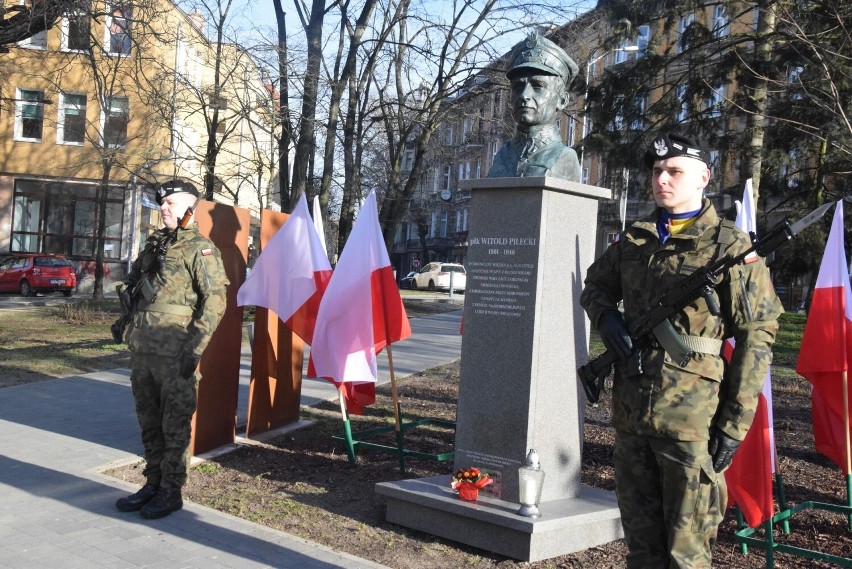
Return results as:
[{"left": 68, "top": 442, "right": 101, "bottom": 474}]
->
[{"left": 375, "top": 476, "right": 623, "bottom": 562}]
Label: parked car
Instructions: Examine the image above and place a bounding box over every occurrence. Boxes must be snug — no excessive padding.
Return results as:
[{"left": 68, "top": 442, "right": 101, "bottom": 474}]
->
[
  {"left": 399, "top": 271, "right": 416, "bottom": 289},
  {"left": 411, "top": 262, "right": 466, "bottom": 292},
  {"left": 0, "top": 253, "right": 77, "bottom": 297}
]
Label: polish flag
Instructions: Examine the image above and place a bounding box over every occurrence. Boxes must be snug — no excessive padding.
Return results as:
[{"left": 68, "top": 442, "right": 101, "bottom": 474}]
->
[
  {"left": 724, "top": 179, "right": 776, "bottom": 527},
  {"left": 312, "top": 195, "right": 328, "bottom": 258},
  {"left": 796, "top": 201, "right": 852, "bottom": 474},
  {"left": 237, "top": 194, "right": 332, "bottom": 344},
  {"left": 309, "top": 191, "right": 411, "bottom": 413}
]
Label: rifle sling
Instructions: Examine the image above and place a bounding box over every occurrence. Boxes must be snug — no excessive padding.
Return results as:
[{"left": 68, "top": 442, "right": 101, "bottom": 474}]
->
[
  {"left": 140, "top": 302, "right": 194, "bottom": 317},
  {"left": 678, "top": 335, "right": 724, "bottom": 355}
]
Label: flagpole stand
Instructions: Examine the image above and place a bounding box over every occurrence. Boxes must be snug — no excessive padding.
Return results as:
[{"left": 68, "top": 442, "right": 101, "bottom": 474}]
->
[
  {"left": 332, "top": 345, "right": 456, "bottom": 474},
  {"left": 734, "top": 500, "right": 852, "bottom": 567}
]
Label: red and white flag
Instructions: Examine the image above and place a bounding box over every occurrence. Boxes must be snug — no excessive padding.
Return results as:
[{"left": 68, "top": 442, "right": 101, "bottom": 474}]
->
[
  {"left": 236, "top": 194, "right": 332, "bottom": 344},
  {"left": 309, "top": 190, "right": 411, "bottom": 413},
  {"left": 312, "top": 195, "right": 328, "bottom": 259},
  {"left": 796, "top": 200, "right": 852, "bottom": 474},
  {"left": 724, "top": 179, "right": 776, "bottom": 527}
]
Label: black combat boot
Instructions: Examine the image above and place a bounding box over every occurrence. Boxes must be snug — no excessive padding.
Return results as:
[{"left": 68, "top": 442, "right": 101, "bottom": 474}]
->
[
  {"left": 140, "top": 487, "right": 183, "bottom": 519},
  {"left": 115, "top": 483, "right": 159, "bottom": 512}
]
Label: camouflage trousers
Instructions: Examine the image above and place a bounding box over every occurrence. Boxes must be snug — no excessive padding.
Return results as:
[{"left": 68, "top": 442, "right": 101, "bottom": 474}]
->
[
  {"left": 129, "top": 353, "right": 199, "bottom": 490},
  {"left": 614, "top": 431, "right": 725, "bottom": 569}
]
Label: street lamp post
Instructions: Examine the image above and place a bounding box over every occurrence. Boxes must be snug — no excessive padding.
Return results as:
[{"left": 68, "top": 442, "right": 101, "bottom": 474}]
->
[{"left": 578, "top": 45, "right": 639, "bottom": 170}]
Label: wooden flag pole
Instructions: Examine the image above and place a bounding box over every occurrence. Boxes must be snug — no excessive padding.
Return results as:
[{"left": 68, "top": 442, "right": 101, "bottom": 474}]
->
[
  {"left": 843, "top": 369, "right": 852, "bottom": 529},
  {"left": 386, "top": 344, "right": 406, "bottom": 474}
]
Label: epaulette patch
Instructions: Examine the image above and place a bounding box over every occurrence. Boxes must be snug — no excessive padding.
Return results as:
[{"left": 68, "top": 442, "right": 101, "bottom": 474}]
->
[{"left": 717, "top": 220, "right": 737, "bottom": 245}]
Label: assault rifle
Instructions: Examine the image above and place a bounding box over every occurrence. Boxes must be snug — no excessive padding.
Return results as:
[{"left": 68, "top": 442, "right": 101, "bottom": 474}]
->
[
  {"left": 110, "top": 206, "right": 195, "bottom": 344},
  {"left": 579, "top": 202, "right": 834, "bottom": 403}
]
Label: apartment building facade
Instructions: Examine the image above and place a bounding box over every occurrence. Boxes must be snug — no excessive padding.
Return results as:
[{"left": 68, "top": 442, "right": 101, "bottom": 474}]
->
[{"left": 0, "top": 0, "right": 272, "bottom": 286}]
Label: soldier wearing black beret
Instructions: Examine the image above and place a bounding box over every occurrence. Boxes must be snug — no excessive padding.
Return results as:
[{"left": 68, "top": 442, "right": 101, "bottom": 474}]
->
[
  {"left": 114, "top": 179, "right": 229, "bottom": 519},
  {"left": 581, "top": 132, "right": 782, "bottom": 567}
]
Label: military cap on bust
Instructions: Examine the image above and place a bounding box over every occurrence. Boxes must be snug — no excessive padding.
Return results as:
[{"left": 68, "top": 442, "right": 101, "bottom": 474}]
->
[
  {"left": 506, "top": 33, "right": 579, "bottom": 86},
  {"left": 643, "top": 132, "right": 710, "bottom": 169},
  {"left": 155, "top": 179, "right": 199, "bottom": 205}
]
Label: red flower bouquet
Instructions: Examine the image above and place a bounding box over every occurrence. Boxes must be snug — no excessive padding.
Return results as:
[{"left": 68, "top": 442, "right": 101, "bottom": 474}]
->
[{"left": 450, "top": 467, "right": 493, "bottom": 501}]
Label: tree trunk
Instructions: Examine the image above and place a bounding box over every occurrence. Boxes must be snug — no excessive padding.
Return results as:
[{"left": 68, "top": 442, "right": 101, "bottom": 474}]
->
[
  {"left": 742, "top": 0, "right": 776, "bottom": 200},
  {"left": 272, "top": 0, "right": 291, "bottom": 208},
  {"left": 289, "top": 0, "right": 327, "bottom": 211},
  {"left": 92, "top": 160, "right": 114, "bottom": 300}
]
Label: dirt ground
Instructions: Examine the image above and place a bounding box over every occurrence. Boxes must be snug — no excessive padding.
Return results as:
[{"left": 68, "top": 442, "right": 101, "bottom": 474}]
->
[{"left": 106, "top": 355, "right": 852, "bottom": 568}]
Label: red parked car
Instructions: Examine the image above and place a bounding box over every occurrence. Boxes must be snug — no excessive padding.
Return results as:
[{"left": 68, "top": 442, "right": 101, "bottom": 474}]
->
[{"left": 0, "top": 253, "right": 77, "bottom": 297}]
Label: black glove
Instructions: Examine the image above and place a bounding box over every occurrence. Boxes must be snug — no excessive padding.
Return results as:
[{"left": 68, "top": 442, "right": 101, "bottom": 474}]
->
[
  {"left": 709, "top": 428, "right": 741, "bottom": 473},
  {"left": 598, "top": 310, "right": 633, "bottom": 359},
  {"left": 178, "top": 350, "right": 200, "bottom": 379},
  {"left": 110, "top": 319, "right": 125, "bottom": 344}
]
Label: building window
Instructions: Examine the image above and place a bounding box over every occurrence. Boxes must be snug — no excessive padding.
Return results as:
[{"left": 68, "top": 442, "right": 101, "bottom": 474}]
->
[
  {"left": 58, "top": 93, "right": 87, "bottom": 145},
  {"left": 678, "top": 14, "right": 695, "bottom": 53},
  {"left": 15, "top": 89, "right": 45, "bottom": 142},
  {"left": 676, "top": 84, "right": 689, "bottom": 122},
  {"left": 614, "top": 40, "right": 633, "bottom": 64},
  {"left": 567, "top": 118, "right": 576, "bottom": 145},
  {"left": 440, "top": 211, "right": 448, "bottom": 237},
  {"left": 582, "top": 166, "right": 590, "bottom": 184},
  {"left": 705, "top": 83, "right": 725, "bottom": 118},
  {"left": 712, "top": 5, "right": 729, "bottom": 38},
  {"left": 636, "top": 25, "right": 650, "bottom": 56},
  {"left": 629, "top": 95, "right": 646, "bottom": 130},
  {"left": 709, "top": 150, "right": 720, "bottom": 178},
  {"left": 788, "top": 65, "right": 804, "bottom": 100},
  {"left": 588, "top": 50, "right": 600, "bottom": 79},
  {"left": 18, "top": 0, "right": 47, "bottom": 48},
  {"left": 11, "top": 179, "right": 125, "bottom": 258},
  {"left": 62, "top": 13, "right": 91, "bottom": 51},
  {"left": 443, "top": 165, "right": 451, "bottom": 190},
  {"left": 107, "top": 4, "right": 132, "bottom": 55},
  {"left": 102, "top": 96, "right": 128, "bottom": 147}
]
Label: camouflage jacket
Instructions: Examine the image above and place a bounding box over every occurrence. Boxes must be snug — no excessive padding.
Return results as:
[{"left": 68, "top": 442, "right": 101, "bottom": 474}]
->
[
  {"left": 126, "top": 225, "right": 229, "bottom": 358},
  {"left": 580, "top": 198, "right": 782, "bottom": 442}
]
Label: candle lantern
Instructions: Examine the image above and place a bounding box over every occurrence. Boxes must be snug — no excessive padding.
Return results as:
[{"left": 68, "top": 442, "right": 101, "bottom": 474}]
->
[{"left": 517, "top": 448, "right": 545, "bottom": 517}]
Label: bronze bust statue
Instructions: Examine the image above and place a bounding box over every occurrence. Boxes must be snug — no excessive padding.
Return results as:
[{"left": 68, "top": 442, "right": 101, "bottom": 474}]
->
[{"left": 488, "top": 34, "right": 581, "bottom": 182}]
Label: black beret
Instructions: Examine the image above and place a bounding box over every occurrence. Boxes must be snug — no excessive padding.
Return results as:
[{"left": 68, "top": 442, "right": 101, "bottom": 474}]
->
[
  {"left": 155, "top": 180, "right": 199, "bottom": 206},
  {"left": 643, "top": 133, "right": 710, "bottom": 169}
]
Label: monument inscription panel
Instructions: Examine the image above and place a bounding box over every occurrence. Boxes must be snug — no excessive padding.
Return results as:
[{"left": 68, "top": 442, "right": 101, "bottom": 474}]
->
[{"left": 468, "top": 236, "right": 537, "bottom": 320}]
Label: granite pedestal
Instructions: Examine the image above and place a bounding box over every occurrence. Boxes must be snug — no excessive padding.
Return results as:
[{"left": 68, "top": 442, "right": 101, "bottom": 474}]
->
[{"left": 377, "top": 177, "right": 623, "bottom": 561}]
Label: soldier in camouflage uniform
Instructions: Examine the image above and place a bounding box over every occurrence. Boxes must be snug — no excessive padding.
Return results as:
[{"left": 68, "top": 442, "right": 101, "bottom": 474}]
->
[
  {"left": 114, "top": 180, "right": 229, "bottom": 519},
  {"left": 580, "top": 133, "right": 782, "bottom": 567}
]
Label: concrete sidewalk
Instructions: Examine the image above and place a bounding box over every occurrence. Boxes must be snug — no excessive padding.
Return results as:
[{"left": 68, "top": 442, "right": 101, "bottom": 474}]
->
[{"left": 0, "top": 310, "right": 463, "bottom": 569}]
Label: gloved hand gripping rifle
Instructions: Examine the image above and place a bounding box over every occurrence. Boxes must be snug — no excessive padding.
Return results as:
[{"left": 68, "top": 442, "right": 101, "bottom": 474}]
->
[
  {"left": 578, "top": 202, "right": 834, "bottom": 403},
  {"left": 110, "top": 206, "right": 195, "bottom": 344}
]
